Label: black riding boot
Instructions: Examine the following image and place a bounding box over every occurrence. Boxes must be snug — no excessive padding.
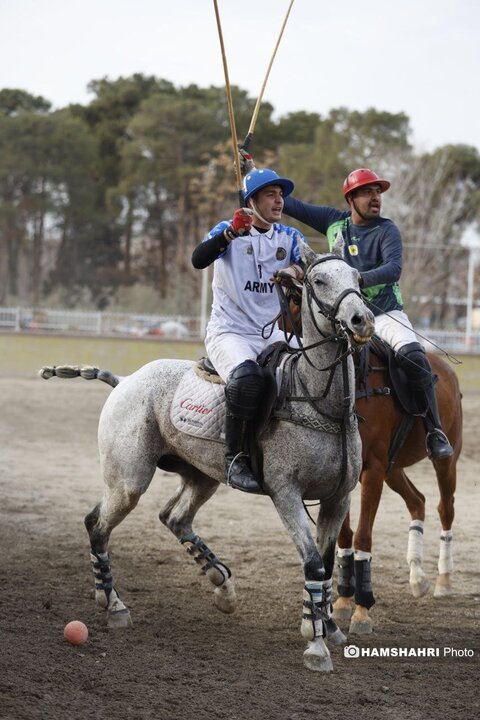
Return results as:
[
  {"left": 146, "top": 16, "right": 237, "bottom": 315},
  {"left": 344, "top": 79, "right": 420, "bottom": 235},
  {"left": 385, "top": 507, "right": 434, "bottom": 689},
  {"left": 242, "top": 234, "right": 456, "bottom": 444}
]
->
[
  {"left": 224, "top": 412, "right": 262, "bottom": 493},
  {"left": 422, "top": 383, "right": 454, "bottom": 460},
  {"left": 397, "top": 342, "right": 453, "bottom": 461},
  {"left": 223, "top": 360, "right": 265, "bottom": 494}
]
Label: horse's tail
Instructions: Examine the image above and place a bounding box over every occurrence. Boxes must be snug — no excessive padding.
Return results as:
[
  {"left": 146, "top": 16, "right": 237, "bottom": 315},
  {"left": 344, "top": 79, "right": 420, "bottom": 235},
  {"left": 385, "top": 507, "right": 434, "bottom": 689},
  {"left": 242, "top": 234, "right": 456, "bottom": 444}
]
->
[{"left": 39, "top": 365, "right": 122, "bottom": 388}]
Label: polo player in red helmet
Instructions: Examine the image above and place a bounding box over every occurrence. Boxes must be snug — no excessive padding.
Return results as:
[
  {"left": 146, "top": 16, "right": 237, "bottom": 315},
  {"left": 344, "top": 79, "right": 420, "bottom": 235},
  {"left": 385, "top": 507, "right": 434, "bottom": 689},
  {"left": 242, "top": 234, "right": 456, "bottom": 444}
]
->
[{"left": 281, "top": 166, "right": 453, "bottom": 461}]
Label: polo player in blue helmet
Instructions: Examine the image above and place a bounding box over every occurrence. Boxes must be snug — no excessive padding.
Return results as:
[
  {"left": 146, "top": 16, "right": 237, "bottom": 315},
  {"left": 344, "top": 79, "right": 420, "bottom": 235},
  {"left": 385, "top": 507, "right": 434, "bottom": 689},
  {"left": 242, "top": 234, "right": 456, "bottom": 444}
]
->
[{"left": 192, "top": 168, "right": 306, "bottom": 493}]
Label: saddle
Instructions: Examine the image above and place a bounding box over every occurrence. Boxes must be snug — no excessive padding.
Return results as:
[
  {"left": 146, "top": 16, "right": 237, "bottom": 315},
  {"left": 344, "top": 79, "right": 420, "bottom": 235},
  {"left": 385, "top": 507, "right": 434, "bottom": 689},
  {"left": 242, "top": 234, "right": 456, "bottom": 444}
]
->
[
  {"left": 355, "top": 336, "right": 427, "bottom": 416},
  {"left": 197, "top": 342, "right": 289, "bottom": 486},
  {"left": 355, "top": 336, "right": 430, "bottom": 472},
  {"left": 196, "top": 342, "right": 288, "bottom": 424}
]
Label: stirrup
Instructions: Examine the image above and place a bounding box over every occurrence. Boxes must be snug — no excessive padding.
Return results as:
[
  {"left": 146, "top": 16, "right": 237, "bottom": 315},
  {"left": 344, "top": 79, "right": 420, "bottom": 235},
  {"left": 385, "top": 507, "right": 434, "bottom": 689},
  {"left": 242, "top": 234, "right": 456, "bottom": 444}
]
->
[
  {"left": 225, "top": 453, "right": 261, "bottom": 493},
  {"left": 426, "top": 429, "right": 454, "bottom": 459}
]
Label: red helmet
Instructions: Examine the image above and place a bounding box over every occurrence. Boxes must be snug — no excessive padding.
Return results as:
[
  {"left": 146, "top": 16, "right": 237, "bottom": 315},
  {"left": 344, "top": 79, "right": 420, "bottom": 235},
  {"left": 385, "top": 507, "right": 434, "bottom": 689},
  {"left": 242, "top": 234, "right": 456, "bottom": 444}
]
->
[{"left": 343, "top": 168, "right": 390, "bottom": 199}]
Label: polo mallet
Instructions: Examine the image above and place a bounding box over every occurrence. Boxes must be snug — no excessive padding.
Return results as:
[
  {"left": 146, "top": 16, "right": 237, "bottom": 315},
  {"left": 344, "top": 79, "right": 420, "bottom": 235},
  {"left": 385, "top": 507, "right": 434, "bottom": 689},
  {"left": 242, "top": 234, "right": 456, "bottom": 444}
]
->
[
  {"left": 212, "top": 0, "right": 245, "bottom": 207},
  {"left": 242, "top": 0, "right": 295, "bottom": 152}
]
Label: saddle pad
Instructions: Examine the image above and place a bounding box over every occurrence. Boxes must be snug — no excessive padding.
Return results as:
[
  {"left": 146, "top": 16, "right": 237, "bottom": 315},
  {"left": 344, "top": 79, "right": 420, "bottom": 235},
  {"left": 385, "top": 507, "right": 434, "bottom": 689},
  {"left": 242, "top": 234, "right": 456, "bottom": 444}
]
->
[{"left": 170, "top": 368, "right": 226, "bottom": 443}]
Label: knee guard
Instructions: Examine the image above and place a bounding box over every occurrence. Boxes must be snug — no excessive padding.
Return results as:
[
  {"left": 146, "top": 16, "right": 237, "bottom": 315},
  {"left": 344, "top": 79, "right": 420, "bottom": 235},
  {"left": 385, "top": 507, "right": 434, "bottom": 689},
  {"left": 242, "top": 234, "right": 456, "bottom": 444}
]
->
[
  {"left": 396, "top": 342, "right": 433, "bottom": 391},
  {"left": 225, "top": 360, "right": 266, "bottom": 420}
]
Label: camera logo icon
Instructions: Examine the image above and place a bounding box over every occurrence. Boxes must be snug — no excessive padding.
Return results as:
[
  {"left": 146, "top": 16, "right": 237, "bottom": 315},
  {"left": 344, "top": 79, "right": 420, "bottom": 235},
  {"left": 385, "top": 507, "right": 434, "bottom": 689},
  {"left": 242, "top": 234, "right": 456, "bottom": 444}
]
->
[{"left": 344, "top": 644, "right": 360, "bottom": 658}]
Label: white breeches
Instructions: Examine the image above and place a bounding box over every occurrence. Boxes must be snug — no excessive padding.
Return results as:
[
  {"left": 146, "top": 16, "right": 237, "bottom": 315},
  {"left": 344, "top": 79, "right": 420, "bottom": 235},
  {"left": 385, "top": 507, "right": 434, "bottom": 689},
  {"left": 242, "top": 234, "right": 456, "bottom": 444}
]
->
[
  {"left": 205, "top": 328, "right": 296, "bottom": 382},
  {"left": 373, "top": 310, "right": 419, "bottom": 352}
]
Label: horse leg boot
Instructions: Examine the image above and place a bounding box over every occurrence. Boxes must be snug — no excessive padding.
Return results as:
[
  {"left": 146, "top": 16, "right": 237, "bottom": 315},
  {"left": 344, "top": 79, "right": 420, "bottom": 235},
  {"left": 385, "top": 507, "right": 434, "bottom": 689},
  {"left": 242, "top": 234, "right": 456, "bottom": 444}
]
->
[
  {"left": 313, "top": 496, "right": 350, "bottom": 645},
  {"left": 385, "top": 467, "right": 430, "bottom": 598},
  {"left": 349, "top": 551, "right": 375, "bottom": 635},
  {"left": 224, "top": 360, "right": 265, "bottom": 493},
  {"left": 85, "top": 502, "right": 133, "bottom": 629},
  {"left": 332, "top": 548, "right": 355, "bottom": 621},
  {"left": 406, "top": 519, "right": 431, "bottom": 598},
  {"left": 396, "top": 342, "right": 453, "bottom": 460},
  {"left": 270, "top": 489, "right": 333, "bottom": 672},
  {"left": 158, "top": 471, "right": 237, "bottom": 614}
]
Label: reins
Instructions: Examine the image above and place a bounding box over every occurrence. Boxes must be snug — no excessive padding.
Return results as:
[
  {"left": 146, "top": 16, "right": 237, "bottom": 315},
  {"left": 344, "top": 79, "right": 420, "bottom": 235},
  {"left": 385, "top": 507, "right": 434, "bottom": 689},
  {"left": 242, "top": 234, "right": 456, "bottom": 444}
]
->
[
  {"left": 363, "top": 299, "right": 462, "bottom": 366},
  {"left": 266, "top": 256, "right": 361, "bottom": 372},
  {"left": 265, "top": 256, "right": 361, "bottom": 510}
]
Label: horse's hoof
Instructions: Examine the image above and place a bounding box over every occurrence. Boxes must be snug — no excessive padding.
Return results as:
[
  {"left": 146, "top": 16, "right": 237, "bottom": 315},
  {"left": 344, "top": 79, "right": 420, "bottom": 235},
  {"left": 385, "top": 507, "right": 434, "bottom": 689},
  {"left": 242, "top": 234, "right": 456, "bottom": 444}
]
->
[
  {"left": 107, "top": 609, "right": 133, "bottom": 629},
  {"left": 213, "top": 579, "right": 237, "bottom": 614},
  {"left": 410, "top": 576, "right": 431, "bottom": 598},
  {"left": 434, "top": 583, "right": 453, "bottom": 598},
  {"left": 349, "top": 618, "right": 373, "bottom": 634},
  {"left": 332, "top": 606, "right": 353, "bottom": 621},
  {"left": 434, "top": 573, "right": 453, "bottom": 598},
  {"left": 327, "top": 627, "right": 347, "bottom": 645},
  {"left": 332, "top": 598, "right": 353, "bottom": 621},
  {"left": 303, "top": 647, "right": 334, "bottom": 673}
]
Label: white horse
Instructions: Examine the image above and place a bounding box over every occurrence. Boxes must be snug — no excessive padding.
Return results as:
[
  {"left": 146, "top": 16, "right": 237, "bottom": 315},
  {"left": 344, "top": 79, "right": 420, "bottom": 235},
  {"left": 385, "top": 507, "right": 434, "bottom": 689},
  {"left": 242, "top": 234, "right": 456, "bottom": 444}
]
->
[{"left": 41, "top": 241, "right": 375, "bottom": 672}]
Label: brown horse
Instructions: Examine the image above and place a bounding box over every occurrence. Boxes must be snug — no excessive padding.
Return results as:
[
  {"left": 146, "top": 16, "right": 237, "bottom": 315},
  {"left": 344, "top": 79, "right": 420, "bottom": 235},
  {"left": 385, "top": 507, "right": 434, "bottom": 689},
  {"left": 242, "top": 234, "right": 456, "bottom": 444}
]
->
[{"left": 332, "top": 349, "right": 462, "bottom": 634}]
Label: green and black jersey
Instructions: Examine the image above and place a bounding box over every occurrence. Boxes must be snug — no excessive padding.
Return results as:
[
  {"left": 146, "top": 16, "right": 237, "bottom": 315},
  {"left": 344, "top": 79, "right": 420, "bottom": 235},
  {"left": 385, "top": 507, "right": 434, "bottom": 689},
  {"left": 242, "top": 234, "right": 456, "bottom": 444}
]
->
[{"left": 283, "top": 197, "right": 404, "bottom": 316}]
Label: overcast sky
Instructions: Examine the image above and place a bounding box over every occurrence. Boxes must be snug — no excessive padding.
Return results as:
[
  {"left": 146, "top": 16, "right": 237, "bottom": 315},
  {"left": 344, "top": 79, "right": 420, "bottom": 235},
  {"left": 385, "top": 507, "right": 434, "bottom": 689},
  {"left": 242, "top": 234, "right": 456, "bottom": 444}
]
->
[{"left": 1, "top": 0, "right": 479, "bottom": 153}]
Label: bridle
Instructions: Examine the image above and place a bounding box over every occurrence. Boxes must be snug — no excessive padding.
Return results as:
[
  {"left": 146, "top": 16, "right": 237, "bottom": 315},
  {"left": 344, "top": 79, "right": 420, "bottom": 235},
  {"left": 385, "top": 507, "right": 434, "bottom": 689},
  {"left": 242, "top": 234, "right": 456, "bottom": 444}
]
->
[
  {"left": 270, "top": 255, "right": 367, "bottom": 501},
  {"left": 303, "top": 255, "right": 363, "bottom": 334},
  {"left": 279, "top": 255, "right": 363, "bottom": 373}
]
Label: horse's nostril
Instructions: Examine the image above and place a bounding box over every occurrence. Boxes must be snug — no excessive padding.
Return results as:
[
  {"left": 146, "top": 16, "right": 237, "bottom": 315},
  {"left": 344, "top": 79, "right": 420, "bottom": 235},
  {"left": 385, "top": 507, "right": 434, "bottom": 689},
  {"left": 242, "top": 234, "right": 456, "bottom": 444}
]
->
[{"left": 352, "top": 314, "right": 362, "bottom": 326}]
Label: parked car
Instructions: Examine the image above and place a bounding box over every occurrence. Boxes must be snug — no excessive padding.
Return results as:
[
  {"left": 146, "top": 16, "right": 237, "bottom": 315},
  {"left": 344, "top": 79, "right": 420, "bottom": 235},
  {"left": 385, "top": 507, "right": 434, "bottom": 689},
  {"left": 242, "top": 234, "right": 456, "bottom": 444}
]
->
[{"left": 143, "top": 320, "right": 190, "bottom": 338}]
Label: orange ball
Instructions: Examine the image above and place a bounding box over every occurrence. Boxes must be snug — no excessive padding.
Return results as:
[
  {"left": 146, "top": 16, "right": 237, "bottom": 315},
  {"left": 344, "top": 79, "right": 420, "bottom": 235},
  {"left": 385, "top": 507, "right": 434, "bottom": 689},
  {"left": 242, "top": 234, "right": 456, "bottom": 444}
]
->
[{"left": 64, "top": 620, "right": 89, "bottom": 645}]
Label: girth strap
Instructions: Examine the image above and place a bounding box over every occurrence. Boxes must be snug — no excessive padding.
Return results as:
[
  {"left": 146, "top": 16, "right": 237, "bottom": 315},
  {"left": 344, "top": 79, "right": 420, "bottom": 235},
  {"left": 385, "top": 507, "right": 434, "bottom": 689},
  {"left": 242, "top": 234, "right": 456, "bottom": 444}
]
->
[{"left": 355, "top": 386, "right": 391, "bottom": 400}]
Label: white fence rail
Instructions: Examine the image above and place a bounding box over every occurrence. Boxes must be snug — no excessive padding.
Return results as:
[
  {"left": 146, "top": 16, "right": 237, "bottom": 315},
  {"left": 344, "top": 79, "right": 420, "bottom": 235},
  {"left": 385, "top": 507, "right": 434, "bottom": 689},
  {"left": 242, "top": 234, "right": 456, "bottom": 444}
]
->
[
  {"left": 0, "top": 307, "right": 201, "bottom": 339},
  {"left": 0, "top": 306, "right": 479, "bottom": 352}
]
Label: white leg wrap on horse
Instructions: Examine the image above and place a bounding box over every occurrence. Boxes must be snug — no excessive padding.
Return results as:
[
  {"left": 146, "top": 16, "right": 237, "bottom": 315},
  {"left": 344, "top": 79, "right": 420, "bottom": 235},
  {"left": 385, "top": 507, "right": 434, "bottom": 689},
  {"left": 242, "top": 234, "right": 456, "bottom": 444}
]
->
[
  {"left": 337, "top": 547, "right": 354, "bottom": 558},
  {"left": 301, "top": 579, "right": 332, "bottom": 641},
  {"left": 438, "top": 530, "right": 453, "bottom": 574},
  {"left": 354, "top": 550, "right": 371, "bottom": 562},
  {"left": 406, "top": 521, "right": 430, "bottom": 598},
  {"left": 406, "top": 520, "right": 425, "bottom": 565}
]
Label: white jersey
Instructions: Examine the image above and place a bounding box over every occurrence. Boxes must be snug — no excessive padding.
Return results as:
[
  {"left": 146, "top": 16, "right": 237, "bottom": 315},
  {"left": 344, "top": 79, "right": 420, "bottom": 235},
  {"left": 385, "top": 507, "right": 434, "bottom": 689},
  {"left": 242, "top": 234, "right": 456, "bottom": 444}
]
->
[{"left": 205, "top": 220, "right": 304, "bottom": 338}]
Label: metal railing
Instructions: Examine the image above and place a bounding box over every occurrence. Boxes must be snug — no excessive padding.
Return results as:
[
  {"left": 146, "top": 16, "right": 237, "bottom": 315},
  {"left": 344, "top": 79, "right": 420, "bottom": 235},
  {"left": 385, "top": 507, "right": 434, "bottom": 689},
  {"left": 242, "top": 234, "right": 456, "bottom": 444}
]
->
[
  {"left": 0, "top": 306, "right": 479, "bottom": 352},
  {"left": 0, "top": 307, "right": 201, "bottom": 339}
]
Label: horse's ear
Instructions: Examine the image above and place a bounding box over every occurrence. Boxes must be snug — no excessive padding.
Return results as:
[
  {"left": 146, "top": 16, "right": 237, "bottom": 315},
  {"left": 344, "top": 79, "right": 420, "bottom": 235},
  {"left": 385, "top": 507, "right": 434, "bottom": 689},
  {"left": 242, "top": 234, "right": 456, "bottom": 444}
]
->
[
  {"left": 300, "top": 239, "right": 318, "bottom": 268},
  {"left": 331, "top": 231, "right": 345, "bottom": 258}
]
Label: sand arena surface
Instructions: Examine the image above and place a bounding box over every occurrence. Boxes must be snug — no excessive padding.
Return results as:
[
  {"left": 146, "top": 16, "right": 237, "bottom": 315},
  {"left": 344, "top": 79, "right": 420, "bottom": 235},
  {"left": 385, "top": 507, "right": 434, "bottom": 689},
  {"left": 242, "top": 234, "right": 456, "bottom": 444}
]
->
[{"left": 0, "top": 375, "right": 478, "bottom": 719}]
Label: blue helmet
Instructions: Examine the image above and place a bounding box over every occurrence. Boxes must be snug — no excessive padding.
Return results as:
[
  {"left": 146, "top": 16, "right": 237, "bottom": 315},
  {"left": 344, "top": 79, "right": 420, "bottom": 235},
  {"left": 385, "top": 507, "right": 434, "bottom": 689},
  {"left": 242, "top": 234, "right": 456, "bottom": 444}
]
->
[{"left": 242, "top": 168, "right": 294, "bottom": 202}]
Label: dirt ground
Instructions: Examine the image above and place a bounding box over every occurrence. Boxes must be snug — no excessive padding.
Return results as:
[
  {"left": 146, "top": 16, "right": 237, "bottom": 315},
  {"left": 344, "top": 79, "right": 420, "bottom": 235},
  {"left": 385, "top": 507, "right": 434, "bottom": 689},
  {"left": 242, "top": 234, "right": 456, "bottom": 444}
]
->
[{"left": 0, "top": 374, "right": 478, "bottom": 720}]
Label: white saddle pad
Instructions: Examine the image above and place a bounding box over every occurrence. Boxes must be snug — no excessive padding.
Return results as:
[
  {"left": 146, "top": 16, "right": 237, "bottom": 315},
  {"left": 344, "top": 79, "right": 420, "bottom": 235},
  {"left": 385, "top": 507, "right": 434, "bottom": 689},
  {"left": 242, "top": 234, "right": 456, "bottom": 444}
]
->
[{"left": 170, "top": 368, "right": 226, "bottom": 443}]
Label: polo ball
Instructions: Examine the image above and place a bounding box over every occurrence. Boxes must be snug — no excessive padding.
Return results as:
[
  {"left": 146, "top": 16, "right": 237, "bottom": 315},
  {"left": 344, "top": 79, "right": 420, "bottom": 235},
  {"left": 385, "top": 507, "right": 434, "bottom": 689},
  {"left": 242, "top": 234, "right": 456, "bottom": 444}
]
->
[{"left": 64, "top": 620, "right": 89, "bottom": 645}]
